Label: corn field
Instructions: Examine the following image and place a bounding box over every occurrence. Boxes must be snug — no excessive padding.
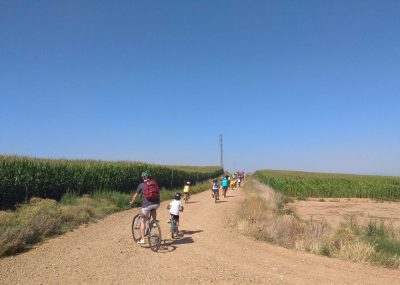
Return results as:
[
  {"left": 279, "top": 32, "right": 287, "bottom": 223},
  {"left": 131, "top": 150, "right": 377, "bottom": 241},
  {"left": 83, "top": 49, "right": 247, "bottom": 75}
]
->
[
  {"left": 0, "top": 155, "right": 223, "bottom": 209},
  {"left": 255, "top": 170, "right": 400, "bottom": 200}
]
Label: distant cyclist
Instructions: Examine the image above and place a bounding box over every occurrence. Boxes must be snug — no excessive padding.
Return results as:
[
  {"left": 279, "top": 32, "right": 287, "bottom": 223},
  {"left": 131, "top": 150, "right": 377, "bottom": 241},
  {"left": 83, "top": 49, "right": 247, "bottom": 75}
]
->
[
  {"left": 222, "top": 176, "right": 228, "bottom": 197},
  {"left": 230, "top": 177, "right": 236, "bottom": 190},
  {"left": 183, "top": 181, "right": 191, "bottom": 203},
  {"left": 130, "top": 171, "right": 160, "bottom": 244},
  {"left": 211, "top": 178, "right": 219, "bottom": 200}
]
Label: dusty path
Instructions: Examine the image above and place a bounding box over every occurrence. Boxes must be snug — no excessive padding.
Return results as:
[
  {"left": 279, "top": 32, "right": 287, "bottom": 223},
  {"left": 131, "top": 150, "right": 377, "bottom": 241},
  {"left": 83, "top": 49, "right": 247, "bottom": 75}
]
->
[{"left": 1, "top": 184, "right": 400, "bottom": 284}]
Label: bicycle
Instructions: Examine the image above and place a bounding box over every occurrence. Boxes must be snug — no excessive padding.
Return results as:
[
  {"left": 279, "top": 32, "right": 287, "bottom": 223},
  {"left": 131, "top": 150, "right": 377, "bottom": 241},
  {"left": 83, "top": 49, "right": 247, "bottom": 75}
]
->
[
  {"left": 132, "top": 210, "right": 162, "bottom": 252},
  {"left": 212, "top": 189, "right": 219, "bottom": 203},
  {"left": 184, "top": 192, "right": 190, "bottom": 204},
  {"left": 170, "top": 215, "right": 179, "bottom": 239}
]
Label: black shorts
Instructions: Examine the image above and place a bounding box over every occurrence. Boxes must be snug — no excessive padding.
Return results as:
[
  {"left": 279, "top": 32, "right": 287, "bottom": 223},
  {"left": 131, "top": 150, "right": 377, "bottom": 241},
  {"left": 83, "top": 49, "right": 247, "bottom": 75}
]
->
[{"left": 171, "top": 214, "right": 180, "bottom": 222}]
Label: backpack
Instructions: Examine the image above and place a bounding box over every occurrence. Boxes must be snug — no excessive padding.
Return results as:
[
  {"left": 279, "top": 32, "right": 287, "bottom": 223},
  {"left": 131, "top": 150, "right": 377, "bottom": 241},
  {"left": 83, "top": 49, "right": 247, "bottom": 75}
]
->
[{"left": 143, "top": 179, "right": 160, "bottom": 201}]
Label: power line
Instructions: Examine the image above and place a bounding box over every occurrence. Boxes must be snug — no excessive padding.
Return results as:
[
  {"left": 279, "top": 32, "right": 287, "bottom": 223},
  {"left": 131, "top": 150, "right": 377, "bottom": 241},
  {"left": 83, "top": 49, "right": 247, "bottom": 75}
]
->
[{"left": 220, "top": 134, "right": 224, "bottom": 170}]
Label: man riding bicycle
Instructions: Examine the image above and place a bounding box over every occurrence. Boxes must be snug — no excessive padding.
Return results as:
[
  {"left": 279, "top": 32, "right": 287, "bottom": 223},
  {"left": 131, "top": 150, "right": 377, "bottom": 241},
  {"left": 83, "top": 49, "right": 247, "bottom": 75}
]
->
[{"left": 130, "top": 171, "right": 160, "bottom": 244}]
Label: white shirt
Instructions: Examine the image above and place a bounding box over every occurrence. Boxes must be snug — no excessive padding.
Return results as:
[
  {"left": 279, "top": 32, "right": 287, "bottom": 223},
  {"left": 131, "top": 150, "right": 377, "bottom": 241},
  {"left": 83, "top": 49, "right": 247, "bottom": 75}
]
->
[{"left": 169, "top": 199, "right": 182, "bottom": 216}]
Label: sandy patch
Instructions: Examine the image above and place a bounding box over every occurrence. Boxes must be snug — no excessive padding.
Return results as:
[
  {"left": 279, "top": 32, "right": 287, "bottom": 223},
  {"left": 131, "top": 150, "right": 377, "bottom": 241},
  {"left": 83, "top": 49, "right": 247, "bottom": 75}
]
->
[{"left": 287, "top": 198, "right": 400, "bottom": 228}]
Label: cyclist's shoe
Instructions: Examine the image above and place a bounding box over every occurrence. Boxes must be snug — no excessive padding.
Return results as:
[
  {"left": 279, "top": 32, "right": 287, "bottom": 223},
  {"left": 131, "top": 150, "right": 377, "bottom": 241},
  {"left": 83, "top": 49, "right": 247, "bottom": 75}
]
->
[{"left": 137, "top": 239, "right": 145, "bottom": 244}]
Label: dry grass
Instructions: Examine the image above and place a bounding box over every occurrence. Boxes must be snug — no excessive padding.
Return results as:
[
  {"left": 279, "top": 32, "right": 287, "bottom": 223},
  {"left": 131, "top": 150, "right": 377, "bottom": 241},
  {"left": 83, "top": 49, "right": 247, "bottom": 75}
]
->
[
  {"left": 235, "top": 177, "right": 400, "bottom": 269},
  {"left": 0, "top": 196, "right": 118, "bottom": 256}
]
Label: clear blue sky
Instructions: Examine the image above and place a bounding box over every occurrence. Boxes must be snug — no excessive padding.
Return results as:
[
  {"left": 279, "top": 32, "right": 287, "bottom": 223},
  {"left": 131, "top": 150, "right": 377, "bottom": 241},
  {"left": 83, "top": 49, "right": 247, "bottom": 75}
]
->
[{"left": 1, "top": 1, "right": 399, "bottom": 175}]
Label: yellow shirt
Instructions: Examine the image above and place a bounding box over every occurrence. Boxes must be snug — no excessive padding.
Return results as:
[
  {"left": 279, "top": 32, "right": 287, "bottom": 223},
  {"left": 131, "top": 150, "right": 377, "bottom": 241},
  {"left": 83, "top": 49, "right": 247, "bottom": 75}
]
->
[{"left": 183, "top": 185, "right": 190, "bottom": 193}]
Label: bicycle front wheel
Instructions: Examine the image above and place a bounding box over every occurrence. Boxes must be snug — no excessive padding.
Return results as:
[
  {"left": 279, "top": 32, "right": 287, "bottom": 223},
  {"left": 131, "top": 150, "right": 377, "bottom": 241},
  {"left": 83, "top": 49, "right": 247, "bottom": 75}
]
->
[
  {"left": 148, "top": 220, "right": 162, "bottom": 252},
  {"left": 132, "top": 214, "right": 141, "bottom": 242}
]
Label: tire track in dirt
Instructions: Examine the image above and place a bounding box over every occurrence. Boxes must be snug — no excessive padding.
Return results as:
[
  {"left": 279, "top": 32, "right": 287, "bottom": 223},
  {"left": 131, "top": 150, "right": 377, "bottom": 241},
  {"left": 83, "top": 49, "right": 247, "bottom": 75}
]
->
[{"left": 1, "top": 184, "right": 399, "bottom": 284}]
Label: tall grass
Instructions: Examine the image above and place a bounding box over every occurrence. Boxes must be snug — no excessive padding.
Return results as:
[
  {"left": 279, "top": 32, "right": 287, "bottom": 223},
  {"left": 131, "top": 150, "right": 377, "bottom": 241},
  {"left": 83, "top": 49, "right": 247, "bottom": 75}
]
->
[
  {"left": 234, "top": 177, "right": 400, "bottom": 269},
  {"left": 255, "top": 170, "right": 400, "bottom": 200}
]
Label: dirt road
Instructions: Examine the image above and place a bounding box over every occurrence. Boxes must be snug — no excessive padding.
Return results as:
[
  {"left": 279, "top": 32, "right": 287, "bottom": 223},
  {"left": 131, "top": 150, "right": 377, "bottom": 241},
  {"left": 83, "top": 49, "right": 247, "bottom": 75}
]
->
[{"left": 1, "top": 184, "right": 399, "bottom": 284}]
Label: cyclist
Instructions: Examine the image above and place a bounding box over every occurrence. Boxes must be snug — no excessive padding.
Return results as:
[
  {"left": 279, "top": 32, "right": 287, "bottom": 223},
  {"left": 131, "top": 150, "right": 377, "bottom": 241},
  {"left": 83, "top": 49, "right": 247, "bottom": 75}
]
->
[
  {"left": 230, "top": 177, "right": 236, "bottom": 190},
  {"left": 167, "top": 192, "right": 184, "bottom": 235},
  {"left": 183, "top": 181, "right": 191, "bottom": 203},
  {"left": 211, "top": 178, "right": 219, "bottom": 200},
  {"left": 222, "top": 176, "right": 228, "bottom": 197},
  {"left": 130, "top": 171, "right": 160, "bottom": 244}
]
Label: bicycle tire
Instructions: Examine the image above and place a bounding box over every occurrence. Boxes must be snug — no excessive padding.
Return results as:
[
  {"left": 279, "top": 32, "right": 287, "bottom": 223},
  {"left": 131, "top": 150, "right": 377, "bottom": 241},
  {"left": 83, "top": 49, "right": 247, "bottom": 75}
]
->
[
  {"left": 148, "top": 220, "right": 162, "bottom": 252},
  {"left": 132, "top": 214, "right": 141, "bottom": 242},
  {"left": 170, "top": 218, "right": 175, "bottom": 239}
]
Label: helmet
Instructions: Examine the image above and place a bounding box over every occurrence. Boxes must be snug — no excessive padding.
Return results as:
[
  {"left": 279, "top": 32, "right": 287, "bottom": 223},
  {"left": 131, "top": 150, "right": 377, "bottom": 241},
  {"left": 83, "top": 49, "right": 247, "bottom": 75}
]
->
[
  {"left": 141, "top": 171, "right": 150, "bottom": 178},
  {"left": 213, "top": 178, "right": 217, "bottom": 182},
  {"left": 175, "top": 192, "right": 182, "bottom": 200},
  {"left": 186, "top": 181, "right": 191, "bottom": 185}
]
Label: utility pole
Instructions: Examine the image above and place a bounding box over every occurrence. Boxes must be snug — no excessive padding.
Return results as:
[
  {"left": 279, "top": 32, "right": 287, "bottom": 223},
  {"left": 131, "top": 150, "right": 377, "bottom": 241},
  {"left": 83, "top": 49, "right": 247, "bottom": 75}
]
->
[{"left": 219, "top": 134, "right": 224, "bottom": 170}]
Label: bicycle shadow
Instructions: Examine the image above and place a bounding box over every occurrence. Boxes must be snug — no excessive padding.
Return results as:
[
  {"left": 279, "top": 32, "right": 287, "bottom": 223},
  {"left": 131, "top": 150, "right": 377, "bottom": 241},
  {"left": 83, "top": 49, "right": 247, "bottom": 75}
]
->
[
  {"left": 180, "top": 229, "right": 203, "bottom": 235},
  {"left": 184, "top": 200, "right": 200, "bottom": 204},
  {"left": 171, "top": 236, "right": 194, "bottom": 245},
  {"left": 159, "top": 236, "right": 194, "bottom": 253}
]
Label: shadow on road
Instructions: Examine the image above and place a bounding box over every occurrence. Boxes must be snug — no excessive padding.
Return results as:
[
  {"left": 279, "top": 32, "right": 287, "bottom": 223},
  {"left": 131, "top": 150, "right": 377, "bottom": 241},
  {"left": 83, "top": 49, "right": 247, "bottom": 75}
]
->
[
  {"left": 171, "top": 237, "right": 194, "bottom": 245},
  {"left": 160, "top": 236, "right": 194, "bottom": 252},
  {"left": 184, "top": 201, "right": 200, "bottom": 204},
  {"left": 181, "top": 229, "right": 203, "bottom": 235}
]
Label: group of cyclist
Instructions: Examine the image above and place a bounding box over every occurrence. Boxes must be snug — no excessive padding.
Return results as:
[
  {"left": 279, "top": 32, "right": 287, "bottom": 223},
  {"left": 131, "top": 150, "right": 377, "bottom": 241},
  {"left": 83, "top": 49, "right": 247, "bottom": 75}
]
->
[
  {"left": 130, "top": 170, "right": 245, "bottom": 245},
  {"left": 211, "top": 171, "right": 245, "bottom": 200}
]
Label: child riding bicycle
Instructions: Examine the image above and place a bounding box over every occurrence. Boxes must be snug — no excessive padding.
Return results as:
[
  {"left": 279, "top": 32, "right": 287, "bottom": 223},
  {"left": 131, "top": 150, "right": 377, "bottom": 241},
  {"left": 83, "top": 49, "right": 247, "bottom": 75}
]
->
[
  {"left": 183, "top": 181, "right": 191, "bottom": 203},
  {"left": 167, "top": 192, "right": 184, "bottom": 236},
  {"left": 211, "top": 178, "right": 219, "bottom": 200}
]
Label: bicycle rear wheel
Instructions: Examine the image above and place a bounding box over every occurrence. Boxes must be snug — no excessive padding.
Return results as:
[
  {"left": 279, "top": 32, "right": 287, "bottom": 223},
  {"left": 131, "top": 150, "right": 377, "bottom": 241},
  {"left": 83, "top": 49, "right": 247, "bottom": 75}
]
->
[
  {"left": 132, "top": 214, "right": 141, "bottom": 242},
  {"left": 148, "top": 220, "right": 162, "bottom": 252},
  {"left": 170, "top": 218, "right": 176, "bottom": 239}
]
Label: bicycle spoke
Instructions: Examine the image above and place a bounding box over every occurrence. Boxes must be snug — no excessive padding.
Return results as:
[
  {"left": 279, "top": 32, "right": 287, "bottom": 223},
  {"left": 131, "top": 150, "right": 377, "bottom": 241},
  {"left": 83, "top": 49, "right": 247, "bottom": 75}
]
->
[
  {"left": 131, "top": 215, "right": 141, "bottom": 242},
  {"left": 148, "top": 221, "right": 162, "bottom": 252}
]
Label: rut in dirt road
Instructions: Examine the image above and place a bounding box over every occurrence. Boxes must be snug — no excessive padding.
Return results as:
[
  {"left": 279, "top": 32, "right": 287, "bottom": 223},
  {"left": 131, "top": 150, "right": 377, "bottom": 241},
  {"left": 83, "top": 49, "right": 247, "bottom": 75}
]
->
[{"left": 1, "top": 184, "right": 400, "bottom": 285}]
